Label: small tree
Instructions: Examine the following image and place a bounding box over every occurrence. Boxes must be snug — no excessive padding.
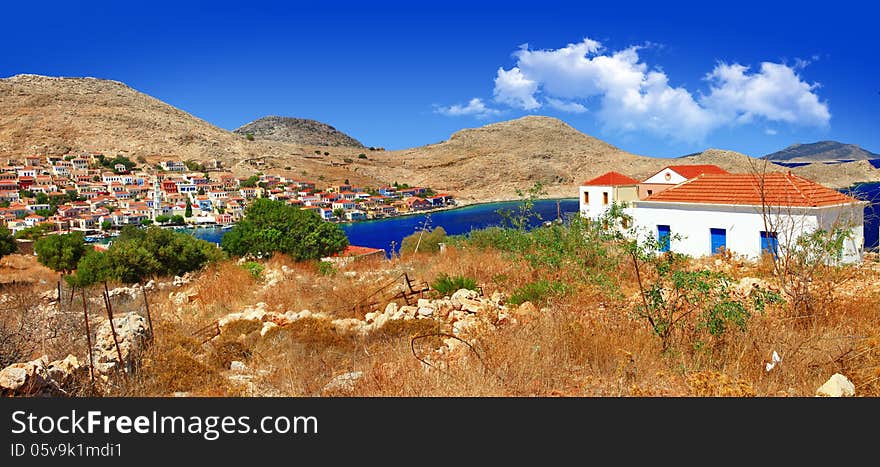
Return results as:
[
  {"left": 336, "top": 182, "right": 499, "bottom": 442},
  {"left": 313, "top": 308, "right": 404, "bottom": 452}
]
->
[
  {"left": 34, "top": 232, "right": 88, "bottom": 302},
  {"left": 221, "top": 198, "right": 348, "bottom": 260},
  {"left": 34, "top": 232, "right": 87, "bottom": 275},
  {"left": 185, "top": 199, "right": 193, "bottom": 218},
  {"left": 333, "top": 207, "right": 346, "bottom": 220},
  {"left": 0, "top": 226, "right": 17, "bottom": 259},
  {"left": 101, "top": 220, "right": 112, "bottom": 231}
]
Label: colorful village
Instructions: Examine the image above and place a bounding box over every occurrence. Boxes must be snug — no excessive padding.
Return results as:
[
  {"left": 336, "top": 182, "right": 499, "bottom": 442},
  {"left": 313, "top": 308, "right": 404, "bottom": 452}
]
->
[{"left": 0, "top": 153, "right": 455, "bottom": 239}]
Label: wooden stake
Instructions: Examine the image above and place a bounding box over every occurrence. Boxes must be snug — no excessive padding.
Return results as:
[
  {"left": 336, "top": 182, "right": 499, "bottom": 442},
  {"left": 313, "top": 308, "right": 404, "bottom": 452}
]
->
[
  {"left": 82, "top": 289, "right": 95, "bottom": 387},
  {"left": 102, "top": 281, "right": 126, "bottom": 380},
  {"left": 140, "top": 281, "right": 154, "bottom": 345}
]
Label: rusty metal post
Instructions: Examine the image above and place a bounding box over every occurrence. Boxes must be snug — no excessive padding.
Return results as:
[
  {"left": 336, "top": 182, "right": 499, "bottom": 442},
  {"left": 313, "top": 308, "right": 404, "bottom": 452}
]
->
[
  {"left": 102, "top": 282, "right": 126, "bottom": 380},
  {"left": 81, "top": 289, "right": 95, "bottom": 387}
]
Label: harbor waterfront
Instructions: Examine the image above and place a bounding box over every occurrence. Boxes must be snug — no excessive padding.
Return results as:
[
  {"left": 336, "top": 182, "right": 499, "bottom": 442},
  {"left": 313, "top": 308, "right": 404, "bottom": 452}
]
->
[
  {"left": 185, "top": 198, "right": 581, "bottom": 255},
  {"left": 181, "top": 185, "right": 880, "bottom": 255}
]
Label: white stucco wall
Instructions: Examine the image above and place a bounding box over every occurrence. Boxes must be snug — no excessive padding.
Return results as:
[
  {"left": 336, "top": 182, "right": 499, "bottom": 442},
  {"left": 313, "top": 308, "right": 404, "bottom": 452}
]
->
[
  {"left": 626, "top": 201, "right": 864, "bottom": 263},
  {"left": 642, "top": 169, "right": 688, "bottom": 185},
  {"left": 579, "top": 185, "right": 638, "bottom": 220}
]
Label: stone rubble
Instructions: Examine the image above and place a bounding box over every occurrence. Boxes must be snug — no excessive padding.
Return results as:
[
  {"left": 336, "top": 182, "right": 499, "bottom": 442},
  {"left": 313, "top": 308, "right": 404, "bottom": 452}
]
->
[
  {"left": 210, "top": 289, "right": 547, "bottom": 377},
  {"left": 816, "top": 373, "right": 856, "bottom": 397},
  {"left": 0, "top": 354, "right": 86, "bottom": 397}
]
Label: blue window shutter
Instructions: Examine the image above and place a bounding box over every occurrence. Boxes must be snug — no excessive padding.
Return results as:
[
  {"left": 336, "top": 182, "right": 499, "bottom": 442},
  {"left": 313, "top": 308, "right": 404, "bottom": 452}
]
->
[{"left": 657, "top": 225, "right": 671, "bottom": 252}]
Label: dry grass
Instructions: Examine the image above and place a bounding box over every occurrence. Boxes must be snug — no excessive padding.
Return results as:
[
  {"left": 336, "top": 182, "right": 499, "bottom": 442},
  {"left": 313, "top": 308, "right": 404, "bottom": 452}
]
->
[
  {"left": 7, "top": 239, "right": 878, "bottom": 398},
  {"left": 0, "top": 253, "right": 58, "bottom": 286}
]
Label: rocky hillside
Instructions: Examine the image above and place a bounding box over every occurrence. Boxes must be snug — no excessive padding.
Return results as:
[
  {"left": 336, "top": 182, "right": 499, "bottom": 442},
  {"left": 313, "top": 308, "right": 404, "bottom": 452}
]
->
[
  {"left": 764, "top": 141, "right": 879, "bottom": 162},
  {"left": 0, "top": 74, "right": 380, "bottom": 187},
  {"left": 2, "top": 74, "right": 877, "bottom": 202},
  {"left": 360, "top": 116, "right": 652, "bottom": 201},
  {"left": 233, "top": 116, "right": 364, "bottom": 148}
]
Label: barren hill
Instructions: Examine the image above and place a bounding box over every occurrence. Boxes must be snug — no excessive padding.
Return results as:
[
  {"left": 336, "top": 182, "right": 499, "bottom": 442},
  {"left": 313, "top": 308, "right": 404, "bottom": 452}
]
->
[
  {"left": 233, "top": 116, "right": 363, "bottom": 148},
  {"left": 361, "top": 116, "right": 653, "bottom": 201},
  {"left": 1, "top": 74, "right": 877, "bottom": 202},
  {"left": 0, "top": 74, "right": 380, "bottom": 187},
  {"left": 764, "top": 141, "right": 879, "bottom": 162}
]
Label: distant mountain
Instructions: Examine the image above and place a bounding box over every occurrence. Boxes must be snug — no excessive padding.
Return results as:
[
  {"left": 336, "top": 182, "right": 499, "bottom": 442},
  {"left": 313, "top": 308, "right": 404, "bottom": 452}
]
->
[
  {"left": 233, "top": 116, "right": 364, "bottom": 148},
  {"left": 1, "top": 74, "right": 877, "bottom": 202},
  {"left": 763, "top": 141, "right": 879, "bottom": 162}
]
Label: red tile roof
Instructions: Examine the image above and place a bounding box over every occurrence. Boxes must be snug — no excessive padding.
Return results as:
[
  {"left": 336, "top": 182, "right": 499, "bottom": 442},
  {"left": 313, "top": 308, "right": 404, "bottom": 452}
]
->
[
  {"left": 662, "top": 164, "right": 729, "bottom": 179},
  {"left": 582, "top": 171, "right": 640, "bottom": 186},
  {"left": 331, "top": 245, "right": 385, "bottom": 257},
  {"left": 643, "top": 172, "right": 861, "bottom": 207}
]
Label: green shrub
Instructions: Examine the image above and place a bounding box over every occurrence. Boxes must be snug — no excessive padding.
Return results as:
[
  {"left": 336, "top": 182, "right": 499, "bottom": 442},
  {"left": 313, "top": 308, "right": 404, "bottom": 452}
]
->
[
  {"left": 508, "top": 280, "right": 570, "bottom": 306},
  {"left": 431, "top": 273, "right": 478, "bottom": 297},
  {"left": 242, "top": 261, "right": 264, "bottom": 279},
  {"left": 220, "top": 198, "right": 348, "bottom": 260},
  {"left": 400, "top": 226, "right": 447, "bottom": 255},
  {"left": 317, "top": 260, "right": 336, "bottom": 276}
]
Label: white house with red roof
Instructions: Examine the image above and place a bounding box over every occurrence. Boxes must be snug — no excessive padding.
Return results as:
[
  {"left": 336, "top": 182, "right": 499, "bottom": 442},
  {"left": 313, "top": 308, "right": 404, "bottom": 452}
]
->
[
  {"left": 638, "top": 164, "right": 729, "bottom": 199},
  {"left": 626, "top": 172, "right": 866, "bottom": 263},
  {"left": 578, "top": 171, "right": 640, "bottom": 220}
]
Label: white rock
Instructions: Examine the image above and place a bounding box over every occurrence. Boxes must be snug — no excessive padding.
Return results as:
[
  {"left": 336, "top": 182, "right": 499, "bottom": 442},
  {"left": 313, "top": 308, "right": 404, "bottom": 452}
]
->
[
  {"left": 0, "top": 367, "right": 28, "bottom": 391},
  {"left": 260, "top": 321, "right": 278, "bottom": 337},
  {"left": 451, "top": 288, "right": 479, "bottom": 301},
  {"left": 816, "top": 373, "right": 856, "bottom": 397},
  {"left": 343, "top": 271, "right": 357, "bottom": 278},
  {"left": 384, "top": 302, "right": 399, "bottom": 316},
  {"left": 365, "top": 312, "right": 377, "bottom": 323},
  {"left": 417, "top": 307, "right": 434, "bottom": 317},
  {"left": 417, "top": 298, "right": 432, "bottom": 308},
  {"left": 322, "top": 371, "right": 363, "bottom": 393},
  {"left": 229, "top": 361, "right": 247, "bottom": 372}
]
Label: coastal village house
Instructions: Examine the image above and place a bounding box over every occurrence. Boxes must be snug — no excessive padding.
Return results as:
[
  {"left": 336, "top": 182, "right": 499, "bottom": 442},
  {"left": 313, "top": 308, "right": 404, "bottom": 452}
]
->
[
  {"left": 580, "top": 167, "right": 866, "bottom": 263},
  {"left": 579, "top": 171, "right": 640, "bottom": 220}
]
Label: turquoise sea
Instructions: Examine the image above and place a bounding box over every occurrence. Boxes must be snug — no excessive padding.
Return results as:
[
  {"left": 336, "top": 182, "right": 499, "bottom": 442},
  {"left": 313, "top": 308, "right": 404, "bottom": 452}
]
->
[{"left": 186, "top": 198, "right": 580, "bottom": 255}]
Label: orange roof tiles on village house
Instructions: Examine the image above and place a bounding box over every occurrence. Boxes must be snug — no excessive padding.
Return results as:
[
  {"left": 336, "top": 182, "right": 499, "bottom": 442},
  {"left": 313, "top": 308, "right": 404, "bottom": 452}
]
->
[
  {"left": 661, "top": 164, "right": 729, "bottom": 179},
  {"left": 331, "top": 245, "right": 385, "bottom": 257},
  {"left": 582, "top": 171, "right": 640, "bottom": 186},
  {"left": 643, "top": 172, "right": 862, "bottom": 207}
]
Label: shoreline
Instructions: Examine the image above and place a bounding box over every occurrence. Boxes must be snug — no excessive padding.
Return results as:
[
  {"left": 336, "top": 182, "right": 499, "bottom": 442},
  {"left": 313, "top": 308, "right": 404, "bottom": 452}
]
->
[{"left": 331, "top": 196, "right": 579, "bottom": 226}]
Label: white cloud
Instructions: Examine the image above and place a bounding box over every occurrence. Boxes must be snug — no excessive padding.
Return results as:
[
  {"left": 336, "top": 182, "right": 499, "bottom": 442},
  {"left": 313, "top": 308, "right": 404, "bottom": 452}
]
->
[
  {"left": 765, "top": 128, "right": 778, "bottom": 135},
  {"left": 546, "top": 97, "right": 587, "bottom": 113},
  {"left": 702, "top": 62, "right": 830, "bottom": 127},
  {"left": 493, "top": 67, "right": 540, "bottom": 110},
  {"left": 438, "top": 37, "right": 830, "bottom": 141},
  {"left": 434, "top": 98, "right": 500, "bottom": 118}
]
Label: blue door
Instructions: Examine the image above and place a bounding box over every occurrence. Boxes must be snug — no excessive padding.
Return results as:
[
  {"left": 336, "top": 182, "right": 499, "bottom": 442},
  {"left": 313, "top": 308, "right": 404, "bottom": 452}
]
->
[
  {"left": 657, "top": 225, "right": 671, "bottom": 252},
  {"left": 710, "top": 228, "right": 726, "bottom": 254},
  {"left": 760, "top": 231, "right": 779, "bottom": 258}
]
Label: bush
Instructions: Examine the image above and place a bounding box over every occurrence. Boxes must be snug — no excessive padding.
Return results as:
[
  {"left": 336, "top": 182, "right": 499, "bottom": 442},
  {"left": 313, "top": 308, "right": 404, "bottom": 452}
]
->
[
  {"left": 316, "top": 261, "right": 336, "bottom": 276},
  {"left": 508, "top": 280, "right": 570, "bottom": 306},
  {"left": 242, "top": 261, "right": 264, "bottom": 279},
  {"left": 400, "top": 226, "right": 447, "bottom": 255},
  {"left": 431, "top": 273, "right": 478, "bottom": 297},
  {"left": 245, "top": 133, "right": 255, "bottom": 141},
  {"left": 358, "top": 154, "right": 367, "bottom": 159},
  {"left": 0, "top": 226, "right": 16, "bottom": 259},
  {"left": 220, "top": 198, "right": 348, "bottom": 260},
  {"left": 34, "top": 232, "right": 87, "bottom": 274}
]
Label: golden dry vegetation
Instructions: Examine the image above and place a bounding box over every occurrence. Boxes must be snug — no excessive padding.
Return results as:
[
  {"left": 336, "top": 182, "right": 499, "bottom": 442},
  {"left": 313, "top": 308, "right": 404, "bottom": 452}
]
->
[{"left": 60, "top": 238, "right": 878, "bottom": 398}]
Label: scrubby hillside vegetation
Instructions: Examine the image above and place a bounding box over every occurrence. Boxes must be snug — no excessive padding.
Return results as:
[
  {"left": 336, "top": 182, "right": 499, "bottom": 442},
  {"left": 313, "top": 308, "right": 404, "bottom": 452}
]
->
[{"left": 2, "top": 194, "right": 879, "bottom": 397}]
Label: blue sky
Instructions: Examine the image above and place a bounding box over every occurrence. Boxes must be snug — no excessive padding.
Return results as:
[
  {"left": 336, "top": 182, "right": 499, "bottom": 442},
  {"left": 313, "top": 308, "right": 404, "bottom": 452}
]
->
[{"left": 2, "top": 0, "right": 878, "bottom": 157}]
